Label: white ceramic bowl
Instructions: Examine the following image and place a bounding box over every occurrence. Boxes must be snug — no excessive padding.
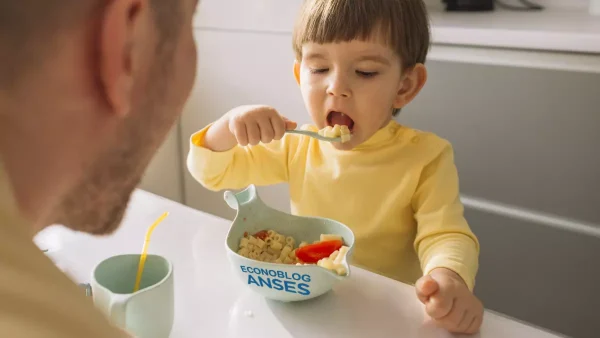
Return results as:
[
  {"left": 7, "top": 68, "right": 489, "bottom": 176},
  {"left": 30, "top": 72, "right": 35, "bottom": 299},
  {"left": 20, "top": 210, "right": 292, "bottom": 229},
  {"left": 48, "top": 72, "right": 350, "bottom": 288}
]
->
[{"left": 224, "top": 185, "right": 355, "bottom": 302}]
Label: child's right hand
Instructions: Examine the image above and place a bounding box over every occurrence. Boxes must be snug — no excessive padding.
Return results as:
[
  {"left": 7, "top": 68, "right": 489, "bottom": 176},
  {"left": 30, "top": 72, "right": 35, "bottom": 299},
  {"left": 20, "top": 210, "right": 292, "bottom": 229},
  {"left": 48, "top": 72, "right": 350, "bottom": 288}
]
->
[
  {"left": 203, "top": 105, "right": 297, "bottom": 152},
  {"left": 227, "top": 105, "right": 297, "bottom": 146}
]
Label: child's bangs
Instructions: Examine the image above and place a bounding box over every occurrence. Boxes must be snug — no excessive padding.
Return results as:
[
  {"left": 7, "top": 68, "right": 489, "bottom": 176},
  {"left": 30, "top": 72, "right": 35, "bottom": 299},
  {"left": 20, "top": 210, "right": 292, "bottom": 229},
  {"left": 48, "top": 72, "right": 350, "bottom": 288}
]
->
[{"left": 293, "top": 0, "right": 399, "bottom": 59}]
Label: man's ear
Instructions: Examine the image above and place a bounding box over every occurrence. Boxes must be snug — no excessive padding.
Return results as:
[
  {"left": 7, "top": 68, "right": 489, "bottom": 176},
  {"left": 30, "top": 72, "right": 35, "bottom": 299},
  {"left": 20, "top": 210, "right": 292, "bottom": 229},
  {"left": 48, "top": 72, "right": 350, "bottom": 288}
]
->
[
  {"left": 393, "top": 64, "right": 427, "bottom": 109},
  {"left": 293, "top": 60, "right": 301, "bottom": 85},
  {"left": 99, "top": 0, "right": 145, "bottom": 117}
]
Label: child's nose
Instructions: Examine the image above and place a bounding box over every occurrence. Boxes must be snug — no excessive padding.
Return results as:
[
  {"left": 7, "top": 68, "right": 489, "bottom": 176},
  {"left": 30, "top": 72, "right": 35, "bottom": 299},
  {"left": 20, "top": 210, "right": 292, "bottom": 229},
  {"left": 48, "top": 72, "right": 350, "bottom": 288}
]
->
[{"left": 326, "top": 75, "right": 351, "bottom": 98}]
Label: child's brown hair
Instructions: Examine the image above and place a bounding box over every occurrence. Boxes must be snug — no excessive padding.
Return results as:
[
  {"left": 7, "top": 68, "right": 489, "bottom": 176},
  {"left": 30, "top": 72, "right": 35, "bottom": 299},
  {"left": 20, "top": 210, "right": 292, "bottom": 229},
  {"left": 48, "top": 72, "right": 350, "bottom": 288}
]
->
[
  {"left": 292, "top": 0, "right": 430, "bottom": 115},
  {"left": 293, "top": 0, "right": 430, "bottom": 69}
]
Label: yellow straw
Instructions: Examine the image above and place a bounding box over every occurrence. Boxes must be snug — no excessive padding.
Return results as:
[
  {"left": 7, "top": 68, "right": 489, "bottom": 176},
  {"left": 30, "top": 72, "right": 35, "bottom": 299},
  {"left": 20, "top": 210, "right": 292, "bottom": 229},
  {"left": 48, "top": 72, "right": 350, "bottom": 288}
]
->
[{"left": 133, "top": 212, "right": 169, "bottom": 292}]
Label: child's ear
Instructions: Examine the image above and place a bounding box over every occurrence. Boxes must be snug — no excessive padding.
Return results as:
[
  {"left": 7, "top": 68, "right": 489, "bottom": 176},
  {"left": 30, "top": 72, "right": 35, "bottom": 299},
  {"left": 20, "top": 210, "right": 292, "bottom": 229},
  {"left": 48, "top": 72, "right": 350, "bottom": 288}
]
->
[
  {"left": 393, "top": 64, "right": 427, "bottom": 109},
  {"left": 293, "top": 60, "right": 301, "bottom": 85}
]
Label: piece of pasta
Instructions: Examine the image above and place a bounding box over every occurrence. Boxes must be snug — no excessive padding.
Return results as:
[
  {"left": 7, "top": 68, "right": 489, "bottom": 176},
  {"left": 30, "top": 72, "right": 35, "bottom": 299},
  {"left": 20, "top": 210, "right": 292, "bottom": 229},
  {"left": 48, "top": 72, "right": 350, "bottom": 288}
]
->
[
  {"left": 334, "top": 246, "right": 349, "bottom": 264},
  {"left": 285, "top": 236, "right": 295, "bottom": 247},
  {"left": 317, "top": 258, "right": 335, "bottom": 270},
  {"left": 279, "top": 245, "right": 292, "bottom": 260},
  {"left": 320, "top": 234, "right": 343, "bottom": 242},
  {"left": 270, "top": 241, "right": 283, "bottom": 251},
  {"left": 274, "top": 234, "right": 285, "bottom": 245},
  {"left": 248, "top": 236, "right": 258, "bottom": 246},
  {"left": 238, "top": 247, "right": 249, "bottom": 257}
]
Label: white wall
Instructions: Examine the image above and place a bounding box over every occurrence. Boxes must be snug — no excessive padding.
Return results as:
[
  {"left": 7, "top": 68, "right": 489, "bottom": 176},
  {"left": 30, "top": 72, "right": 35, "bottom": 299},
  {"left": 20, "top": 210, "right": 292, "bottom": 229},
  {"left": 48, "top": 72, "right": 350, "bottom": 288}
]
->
[{"left": 139, "top": 123, "right": 183, "bottom": 203}]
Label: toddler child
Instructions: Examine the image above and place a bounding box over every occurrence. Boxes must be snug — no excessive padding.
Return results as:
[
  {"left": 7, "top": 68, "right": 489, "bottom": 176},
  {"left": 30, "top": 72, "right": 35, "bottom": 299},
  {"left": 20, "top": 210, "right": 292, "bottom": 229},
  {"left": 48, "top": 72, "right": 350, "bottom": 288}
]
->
[{"left": 187, "top": 0, "right": 483, "bottom": 334}]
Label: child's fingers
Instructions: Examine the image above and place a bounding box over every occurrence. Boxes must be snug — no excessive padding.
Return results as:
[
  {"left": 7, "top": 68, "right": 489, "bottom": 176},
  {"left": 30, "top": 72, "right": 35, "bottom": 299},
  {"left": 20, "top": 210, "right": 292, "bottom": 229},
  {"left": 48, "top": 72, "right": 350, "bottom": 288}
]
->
[
  {"left": 439, "top": 304, "right": 468, "bottom": 332},
  {"left": 245, "top": 122, "right": 261, "bottom": 146},
  {"left": 229, "top": 114, "right": 251, "bottom": 146},
  {"left": 283, "top": 117, "right": 297, "bottom": 130},
  {"left": 465, "top": 312, "right": 483, "bottom": 334},
  {"left": 231, "top": 122, "right": 249, "bottom": 146},
  {"left": 457, "top": 312, "right": 476, "bottom": 333},
  {"left": 271, "top": 116, "right": 287, "bottom": 140},
  {"left": 433, "top": 297, "right": 483, "bottom": 334},
  {"left": 257, "top": 118, "right": 275, "bottom": 143},
  {"left": 426, "top": 294, "right": 454, "bottom": 319},
  {"left": 439, "top": 311, "right": 476, "bottom": 334},
  {"left": 463, "top": 297, "right": 484, "bottom": 334},
  {"left": 416, "top": 275, "right": 439, "bottom": 303}
]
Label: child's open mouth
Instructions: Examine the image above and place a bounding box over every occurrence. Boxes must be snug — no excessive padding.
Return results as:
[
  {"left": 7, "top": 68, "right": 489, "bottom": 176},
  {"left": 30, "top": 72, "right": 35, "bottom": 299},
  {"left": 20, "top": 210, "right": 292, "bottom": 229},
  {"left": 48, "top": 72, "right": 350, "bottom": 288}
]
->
[{"left": 327, "top": 111, "right": 354, "bottom": 131}]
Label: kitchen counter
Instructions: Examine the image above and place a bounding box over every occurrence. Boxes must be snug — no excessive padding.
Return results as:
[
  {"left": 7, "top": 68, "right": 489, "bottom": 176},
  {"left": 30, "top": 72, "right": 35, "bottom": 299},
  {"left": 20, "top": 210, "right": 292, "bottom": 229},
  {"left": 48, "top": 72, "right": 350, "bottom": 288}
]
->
[{"left": 428, "top": 5, "right": 600, "bottom": 54}]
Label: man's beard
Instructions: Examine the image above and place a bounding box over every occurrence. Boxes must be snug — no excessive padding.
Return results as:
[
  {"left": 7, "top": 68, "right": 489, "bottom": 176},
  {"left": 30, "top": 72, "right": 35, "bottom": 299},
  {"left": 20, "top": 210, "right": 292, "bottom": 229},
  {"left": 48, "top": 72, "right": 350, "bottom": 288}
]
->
[
  {"left": 55, "top": 115, "right": 161, "bottom": 235},
  {"left": 55, "top": 66, "right": 177, "bottom": 235}
]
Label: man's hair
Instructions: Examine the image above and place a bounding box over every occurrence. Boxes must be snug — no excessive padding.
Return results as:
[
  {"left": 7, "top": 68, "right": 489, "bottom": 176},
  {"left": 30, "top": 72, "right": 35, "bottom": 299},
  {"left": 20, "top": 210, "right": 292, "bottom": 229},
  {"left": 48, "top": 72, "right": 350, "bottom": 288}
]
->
[
  {"left": 292, "top": 0, "right": 430, "bottom": 116},
  {"left": 0, "top": 0, "right": 182, "bottom": 87}
]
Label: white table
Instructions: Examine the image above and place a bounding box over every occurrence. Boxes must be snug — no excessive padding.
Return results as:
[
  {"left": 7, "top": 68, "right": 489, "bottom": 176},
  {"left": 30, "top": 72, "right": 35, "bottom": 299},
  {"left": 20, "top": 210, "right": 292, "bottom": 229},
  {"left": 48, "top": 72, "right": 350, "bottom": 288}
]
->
[{"left": 35, "top": 190, "right": 565, "bottom": 338}]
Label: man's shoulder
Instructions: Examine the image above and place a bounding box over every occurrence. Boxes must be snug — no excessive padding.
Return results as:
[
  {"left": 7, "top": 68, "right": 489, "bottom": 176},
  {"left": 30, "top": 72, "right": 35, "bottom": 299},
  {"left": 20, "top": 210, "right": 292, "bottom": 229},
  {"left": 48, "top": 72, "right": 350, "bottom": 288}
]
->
[{"left": 0, "top": 229, "right": 126, "bottom": 338}]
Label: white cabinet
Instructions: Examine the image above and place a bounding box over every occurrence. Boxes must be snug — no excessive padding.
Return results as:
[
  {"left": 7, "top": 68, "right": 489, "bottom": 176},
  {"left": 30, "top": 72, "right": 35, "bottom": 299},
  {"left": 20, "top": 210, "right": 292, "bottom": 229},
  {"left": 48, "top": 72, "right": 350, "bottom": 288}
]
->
[{"left": 402, "top": 61, "right": 600, "bottom": 338}]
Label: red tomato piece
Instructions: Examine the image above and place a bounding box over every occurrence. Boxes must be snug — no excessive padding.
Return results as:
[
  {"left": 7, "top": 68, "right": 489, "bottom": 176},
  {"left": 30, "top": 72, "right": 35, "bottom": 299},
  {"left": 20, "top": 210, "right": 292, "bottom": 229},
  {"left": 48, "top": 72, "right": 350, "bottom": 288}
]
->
[
  {"left": 253, "top": 230, "right": 269, "bottom": 240},
  {"left": 296, "top": 240, "right": 343, "bottom": 264}
]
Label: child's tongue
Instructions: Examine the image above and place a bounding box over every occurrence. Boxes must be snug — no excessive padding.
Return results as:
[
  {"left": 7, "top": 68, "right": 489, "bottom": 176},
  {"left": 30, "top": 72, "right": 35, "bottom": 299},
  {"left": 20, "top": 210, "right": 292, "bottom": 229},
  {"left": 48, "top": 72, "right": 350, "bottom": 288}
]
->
[{"left": 330, "top": 111, "right": 353, "bottom": 128}]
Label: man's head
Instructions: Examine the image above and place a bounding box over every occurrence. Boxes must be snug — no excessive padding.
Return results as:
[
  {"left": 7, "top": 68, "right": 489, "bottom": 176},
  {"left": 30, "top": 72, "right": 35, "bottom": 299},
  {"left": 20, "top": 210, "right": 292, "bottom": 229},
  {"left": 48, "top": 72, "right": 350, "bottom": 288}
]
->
[
  {"left": 0, "top": 0, "right": 198, "bottom": 234},
  {"left": 291, "top": 0, "right": 429, "bottom": 149}
]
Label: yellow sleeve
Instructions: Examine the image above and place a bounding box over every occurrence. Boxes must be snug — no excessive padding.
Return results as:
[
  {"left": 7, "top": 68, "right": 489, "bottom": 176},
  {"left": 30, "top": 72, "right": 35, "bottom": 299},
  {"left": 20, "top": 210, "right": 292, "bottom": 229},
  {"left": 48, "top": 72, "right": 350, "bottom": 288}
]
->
[
  {"left": 186, "top": 124, "right": 297, "bottom": 191},
  {"left": 412, "top": 140, "right": 480, "bottom": 291}
]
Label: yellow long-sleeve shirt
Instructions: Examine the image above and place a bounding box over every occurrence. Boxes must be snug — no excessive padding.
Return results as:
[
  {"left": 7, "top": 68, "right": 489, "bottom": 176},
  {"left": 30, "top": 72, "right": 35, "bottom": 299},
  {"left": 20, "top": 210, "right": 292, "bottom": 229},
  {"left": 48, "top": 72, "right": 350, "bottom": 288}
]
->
[{"left": 187, "top": 120, "right": 479, "bottom": 290}]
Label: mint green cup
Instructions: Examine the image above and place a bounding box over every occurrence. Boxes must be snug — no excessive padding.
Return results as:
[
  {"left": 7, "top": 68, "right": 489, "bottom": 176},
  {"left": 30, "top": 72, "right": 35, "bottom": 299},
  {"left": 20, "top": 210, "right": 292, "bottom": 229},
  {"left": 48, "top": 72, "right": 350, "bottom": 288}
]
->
[{"left": 91, "top": 254, "right": 174, "bottom": 338}]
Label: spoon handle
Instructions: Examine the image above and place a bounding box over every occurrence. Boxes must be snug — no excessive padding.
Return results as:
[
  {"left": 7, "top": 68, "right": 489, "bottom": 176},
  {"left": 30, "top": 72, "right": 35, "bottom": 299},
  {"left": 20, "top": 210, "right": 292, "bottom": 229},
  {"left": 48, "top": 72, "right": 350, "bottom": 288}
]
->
[{"left": 286, "top": 129, "right": 342, "bottom": 143}]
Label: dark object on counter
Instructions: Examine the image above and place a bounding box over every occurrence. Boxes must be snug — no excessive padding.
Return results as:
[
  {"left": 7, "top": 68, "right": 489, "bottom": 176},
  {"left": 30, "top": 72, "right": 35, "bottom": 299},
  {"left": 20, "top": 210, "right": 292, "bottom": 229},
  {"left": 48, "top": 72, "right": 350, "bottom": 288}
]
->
[
  {"left": 495, "top": 0, "right": 544, "bottom": 11},
  {"left": 442, "top": 0, "right": 494, "bottom": 11}
]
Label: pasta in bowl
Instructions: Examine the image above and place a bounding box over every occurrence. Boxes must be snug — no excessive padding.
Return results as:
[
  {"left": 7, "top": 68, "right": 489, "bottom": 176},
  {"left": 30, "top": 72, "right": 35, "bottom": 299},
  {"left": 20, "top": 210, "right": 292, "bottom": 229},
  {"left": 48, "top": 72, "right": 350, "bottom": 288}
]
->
[{"left": 224, "top": 185, "right": 355, "bottom": 302}]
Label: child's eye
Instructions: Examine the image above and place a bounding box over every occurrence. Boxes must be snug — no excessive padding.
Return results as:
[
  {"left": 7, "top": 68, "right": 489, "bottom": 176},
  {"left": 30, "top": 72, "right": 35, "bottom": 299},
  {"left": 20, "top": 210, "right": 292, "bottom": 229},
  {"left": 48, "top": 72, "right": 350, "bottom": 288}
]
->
[
  {"left": 356, "top": 70, "right": 378, "bottom": 78},
  {"left": 310, "top": 68, "right": 329, "bottom": 74}
]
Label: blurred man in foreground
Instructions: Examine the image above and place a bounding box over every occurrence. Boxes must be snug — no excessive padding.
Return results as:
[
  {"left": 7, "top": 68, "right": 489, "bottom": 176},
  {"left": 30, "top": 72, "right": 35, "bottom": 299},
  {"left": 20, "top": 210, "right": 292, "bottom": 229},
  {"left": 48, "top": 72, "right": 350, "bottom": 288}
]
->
[{"left": 0, "top": 0, "right": 199, "bottom": 336}]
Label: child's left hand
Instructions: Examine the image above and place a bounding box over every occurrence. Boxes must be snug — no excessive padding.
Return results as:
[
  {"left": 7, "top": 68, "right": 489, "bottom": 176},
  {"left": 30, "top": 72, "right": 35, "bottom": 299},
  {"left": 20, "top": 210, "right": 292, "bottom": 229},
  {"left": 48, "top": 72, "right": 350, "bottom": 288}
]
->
[{"left": 415, "top": 268, "right": 484, "bottom": 334}]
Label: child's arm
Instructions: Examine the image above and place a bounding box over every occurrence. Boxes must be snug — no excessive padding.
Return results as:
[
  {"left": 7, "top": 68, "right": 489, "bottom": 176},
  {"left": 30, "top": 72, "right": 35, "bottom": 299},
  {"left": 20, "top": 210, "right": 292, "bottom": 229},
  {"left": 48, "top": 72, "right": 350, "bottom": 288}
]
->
[
  {"left": 412, "top": 142, "right": 479, "bottom": 290},
  {"left": 411, "top": 140, "right": 483, "bottom": 334},
  {"left": 187, "top": 105, "right": 298, "bottom": 191}
]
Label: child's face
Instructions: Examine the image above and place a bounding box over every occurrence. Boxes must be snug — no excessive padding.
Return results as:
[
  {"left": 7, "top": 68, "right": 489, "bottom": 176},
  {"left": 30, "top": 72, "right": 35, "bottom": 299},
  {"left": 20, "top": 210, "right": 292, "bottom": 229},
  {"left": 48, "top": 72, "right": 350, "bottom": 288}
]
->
[{"left": 295, "top": 34, "right": 415, "bottom": 150}]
